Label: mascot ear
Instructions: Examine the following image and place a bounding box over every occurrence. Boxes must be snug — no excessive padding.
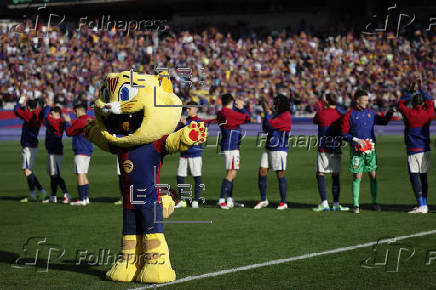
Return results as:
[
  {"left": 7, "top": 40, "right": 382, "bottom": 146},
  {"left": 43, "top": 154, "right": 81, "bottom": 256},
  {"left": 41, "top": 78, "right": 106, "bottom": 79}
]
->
[{"left": 156, "top": 71, "right": 174, "bottom": 94}]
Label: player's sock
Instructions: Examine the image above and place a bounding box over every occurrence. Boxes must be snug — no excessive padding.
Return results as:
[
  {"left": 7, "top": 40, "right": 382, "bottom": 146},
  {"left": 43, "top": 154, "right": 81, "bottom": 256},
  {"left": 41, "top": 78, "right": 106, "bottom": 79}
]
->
[
  {"left": 409, "top": 173, "right": 423, "bottom": 206},
  {"left": 176, "top": 176, "right": 185, "bottom": 197},
  {"left": 194, "top": 176, "right": 202, "bottom": 201},
  {"left": 83, "top": 184, "right": 90, "bottom": 199},
  {"left": 420, "top": 173, "right": 428, "bottom": 206},
  {"left": 352, "top": 178, "right": 361, "bottom": 207},
  {"left": 316, "top": 175, "right": 327, "bottom": 202},
  {"left": 228, "top": 181, "right": 233, "bottom": 198},
  {"left": 332, "top": 174, "right": 340, "bottom": 203},
  {"left": 370, "top": 178, "right": 378, "bottom": 204},
  {"left": 258, "top": 174, "right": 267, "bottom": 201},
  {"left": 31, "top": 174, "right": 44, "bottom": 191},
  {"left": 26, "top": 174, "right": 35, "bottom": 192},
  {"left": 220, "top": 179, "right": 232, "bottom": 199},
  {"left": 77, "top": 185, "right": 86, "bottom": 200},
  {"left": 278, "top": 177, "right": 287, "bottom": 203},
  {"left": 58, "top": 176, "right": 68, "bottom": 194},
  {"left": 50, "top": 176, "right": 58, "bottom": 197}
]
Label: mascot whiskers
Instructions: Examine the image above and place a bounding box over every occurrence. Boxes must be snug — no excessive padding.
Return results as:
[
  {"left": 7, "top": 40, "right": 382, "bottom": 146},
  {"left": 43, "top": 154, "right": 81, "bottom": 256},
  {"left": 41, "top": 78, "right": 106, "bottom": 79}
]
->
[{"left": 85, "top": 71, "right": 207, "bottom": 283}]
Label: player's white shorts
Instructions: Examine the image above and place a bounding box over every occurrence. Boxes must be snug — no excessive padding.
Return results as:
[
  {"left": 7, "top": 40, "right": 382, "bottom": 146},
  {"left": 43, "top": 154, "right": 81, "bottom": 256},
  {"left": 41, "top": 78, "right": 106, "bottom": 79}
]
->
[
  {"left": 74, "top": 155, "right": 91, "bottom": 174},
  {"left": 21, "top": 147, "right": 37, "bottom": 170},
  {"left": 316, "top": 152, "right": 341, "bottom": 173},
  {"left": 177, "top": 156, "right": 202, "bottom": 177},
  {"left": 47, "top": 154, "right": 63, "bottom": 175},
  {"left": 408, "top": 152, "right": 431, "bottom": 173},
  {"left": 260, "top": 149, "right": 288, "bottom": 171},
  {"left": 222, "top": 150, "right": 240, "bottom": 170}
]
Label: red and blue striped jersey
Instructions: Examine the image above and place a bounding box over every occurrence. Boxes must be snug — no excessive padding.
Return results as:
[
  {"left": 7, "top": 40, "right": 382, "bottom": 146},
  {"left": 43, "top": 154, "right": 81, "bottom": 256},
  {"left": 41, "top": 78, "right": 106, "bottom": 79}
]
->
[
  {"left": 117, "top": 135, "right": 168, "bottom": 209},
  {"left": 313, "top": 106, "right": 344, "bottom": 154},
  {"left": 14, "top": 103, "right": 42, "bottom": 148},
  {"left": 40, "top": 106, "right": 65, "bottom": 155},
  {"left": 217, "top": 107, "right": 250, "bottom": 151},
  {"left": 398, "top": 90, "right": 434, "bottom": 155},
  {"left": 66, "top": 114, "right": 94, "bottom": 156},
  {"left": 262, "top": 111, "right": 292, "bottom": 152}
]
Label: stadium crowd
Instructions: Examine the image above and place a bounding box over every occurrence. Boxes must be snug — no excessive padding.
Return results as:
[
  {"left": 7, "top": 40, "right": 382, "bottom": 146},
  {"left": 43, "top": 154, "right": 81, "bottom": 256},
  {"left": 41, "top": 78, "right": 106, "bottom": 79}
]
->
[{"left": 1, "top": 22, "right": 435, "bottom": 118}]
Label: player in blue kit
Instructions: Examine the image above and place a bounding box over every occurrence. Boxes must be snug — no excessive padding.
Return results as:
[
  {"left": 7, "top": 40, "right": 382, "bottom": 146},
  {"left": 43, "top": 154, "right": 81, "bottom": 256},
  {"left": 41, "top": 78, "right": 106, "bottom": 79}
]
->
[
  {"left": 341, "top": 90, "right": 394, "bottom": 213},
  {"left": 175, "top": 101, "right": 204, "bottom": 208},
  {"left": 14, "top": 97, "right": 48, "bottom": 202},
  {"left": 397, "top": 77, "right": 435, "bottom": 214},
  {"left": 312, "top": 94, "right": 349, "bottom": 212},
  {"left": 216, "top": 94, "right": 250, "bottom": 209},
  {"left": 254, "top": 94, "right": 292, "bottom": 210},
  {"left": 40, "top": 104, "right": 71, "bottom": 203}
]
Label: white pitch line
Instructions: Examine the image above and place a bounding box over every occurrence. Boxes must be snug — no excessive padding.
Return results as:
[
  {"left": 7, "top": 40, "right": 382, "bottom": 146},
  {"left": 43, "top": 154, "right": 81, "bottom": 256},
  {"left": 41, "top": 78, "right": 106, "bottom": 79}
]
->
[{"left": 130, "top": 229, "right": 436, "bottom": 290}]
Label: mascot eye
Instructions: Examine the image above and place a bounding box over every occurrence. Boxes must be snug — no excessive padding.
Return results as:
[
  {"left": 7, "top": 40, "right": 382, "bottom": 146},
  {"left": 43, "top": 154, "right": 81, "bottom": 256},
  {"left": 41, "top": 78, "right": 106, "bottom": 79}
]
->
[
  {"left": 103, "top": 88, "right": 110, "bottom": 103},
  {"left": 119, "top": 84, "right": 138, "bottom": 102}
]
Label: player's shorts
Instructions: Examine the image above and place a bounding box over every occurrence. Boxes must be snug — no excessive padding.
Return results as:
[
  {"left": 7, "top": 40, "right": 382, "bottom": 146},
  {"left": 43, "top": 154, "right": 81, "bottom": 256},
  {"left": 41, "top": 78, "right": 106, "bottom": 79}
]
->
[
  {"left": 177, "top": 156, "right": 202, "bottom": 177},
  {"left": 21, "top": 147, "right": 37, "bottom": 170},
  {"left": 74, "top": 155, "right": 91, "bottom": 174},
  {"left": 408, "top": 151, "right": 431, "bottom": 173},
  {"left": 260, "top": 149, "right": 288, "bottom": 171},
  {"left": 349, "top": 149, "right": 377, "bottom": 173},
  {"left": 123, "top": 204, "right": 164, "bottom": 235},
  {"left": 47, "top": 154, "right": 63, "bottom": 175},
  {"left": 316, "top": 152, "right": 341, "bottom": 173},
  {"left": 222, "top": 150, "right": 240, "bottom": 170}
]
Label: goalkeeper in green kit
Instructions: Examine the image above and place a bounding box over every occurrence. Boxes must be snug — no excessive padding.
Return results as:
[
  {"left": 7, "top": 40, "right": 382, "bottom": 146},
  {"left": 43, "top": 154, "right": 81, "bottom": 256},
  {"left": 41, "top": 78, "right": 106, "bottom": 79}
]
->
[{"left": 341, "top": 90, "right": 394, "bottom": 213}]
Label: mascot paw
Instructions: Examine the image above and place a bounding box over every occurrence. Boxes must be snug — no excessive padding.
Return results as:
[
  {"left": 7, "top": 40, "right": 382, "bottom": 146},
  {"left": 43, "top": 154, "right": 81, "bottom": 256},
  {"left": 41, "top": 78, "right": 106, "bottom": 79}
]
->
[
  {"left": 160, "top": 189, "right": 178, "bottom": 218},
  {"left": 106, "top": 258, "right": 142, "bottom": 282},
  {"left": 136, "top": 233, "right": 176, "bottom": 283},
  {"left": 182, "top": 121, "right": 208, "bottom": 147},
  {"left": 106, "top": 235, "right": 143, "bottom": 282}
]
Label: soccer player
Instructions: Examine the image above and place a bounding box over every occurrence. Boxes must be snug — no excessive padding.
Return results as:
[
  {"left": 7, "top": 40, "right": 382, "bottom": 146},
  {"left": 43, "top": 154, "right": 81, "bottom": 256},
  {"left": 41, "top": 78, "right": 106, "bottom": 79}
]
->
[
  {"left": 312, "top": 94, "right": 349, "bottom": 212},
  {"left": 65, "top": 103, "right": 94, "bottom": 206},
  {"left": 40, "top": 104, "right": 71, "bottom": 203},
  {"left": 254, "top": 94, "right": 291, "bottom": 210},
  {"left": 341, "top": 90, "right": 394, "bottom": 213},
  {"left": 217, "top": 94, "right": 250, "bottom": 209},
  {"left": 397, "top": 79, "right": 434, "bottom": 214},
  {"left": 14, "top": 97, "right": 48, "bottom": 202},
  {"left": 175, "top": 101, "right": 204, "bottom": 208}
]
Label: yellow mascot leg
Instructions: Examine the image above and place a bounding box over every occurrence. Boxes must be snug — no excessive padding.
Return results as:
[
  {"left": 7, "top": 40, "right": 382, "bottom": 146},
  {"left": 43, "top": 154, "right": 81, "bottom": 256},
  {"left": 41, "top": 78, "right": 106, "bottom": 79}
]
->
[
  {"left": 106, "top": 234, "right": 143, "bottom": 282},
  {"left": 136, "top": 233, "right": 176, "bottom": 283}
]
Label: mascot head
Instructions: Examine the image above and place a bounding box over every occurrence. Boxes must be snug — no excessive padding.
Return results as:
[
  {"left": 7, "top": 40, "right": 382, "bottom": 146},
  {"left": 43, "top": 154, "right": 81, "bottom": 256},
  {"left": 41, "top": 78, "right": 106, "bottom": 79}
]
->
[{"left": 93, "top": 71, "right": 182, "bottom": 147}]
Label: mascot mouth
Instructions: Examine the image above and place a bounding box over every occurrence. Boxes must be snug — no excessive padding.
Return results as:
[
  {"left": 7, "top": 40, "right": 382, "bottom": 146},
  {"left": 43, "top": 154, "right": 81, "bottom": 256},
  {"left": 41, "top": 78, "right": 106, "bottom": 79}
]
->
[{"left": 103, "top": 110, "right": 144, "bottom": 135}]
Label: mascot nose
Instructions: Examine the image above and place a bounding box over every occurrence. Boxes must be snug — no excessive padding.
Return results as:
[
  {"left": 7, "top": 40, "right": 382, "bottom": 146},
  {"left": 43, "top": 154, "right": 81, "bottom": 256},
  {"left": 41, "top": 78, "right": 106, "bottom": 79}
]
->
[{"left": 104, "top": 104, "right": 112, "bottom": 109}]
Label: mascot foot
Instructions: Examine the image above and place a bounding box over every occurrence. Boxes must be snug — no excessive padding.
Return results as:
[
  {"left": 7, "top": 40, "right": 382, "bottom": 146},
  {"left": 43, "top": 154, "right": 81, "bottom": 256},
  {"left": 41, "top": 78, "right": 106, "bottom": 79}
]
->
[
  {"left": 106, "top": 235, "right": 143, "bottom": 282},
  {"left": 136, "top": 233, "right": 176, "bottom": 283}
]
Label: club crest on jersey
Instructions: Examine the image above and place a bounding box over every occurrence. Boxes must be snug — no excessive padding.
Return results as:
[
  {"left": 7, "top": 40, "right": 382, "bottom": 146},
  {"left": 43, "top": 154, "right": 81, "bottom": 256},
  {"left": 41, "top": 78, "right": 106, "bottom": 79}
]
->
[
  {"left": 368, "top": 113, "right": 371, "bottom": 118},
  {"left": 122, "top": 160, "right": 134, "bottom": 173}
]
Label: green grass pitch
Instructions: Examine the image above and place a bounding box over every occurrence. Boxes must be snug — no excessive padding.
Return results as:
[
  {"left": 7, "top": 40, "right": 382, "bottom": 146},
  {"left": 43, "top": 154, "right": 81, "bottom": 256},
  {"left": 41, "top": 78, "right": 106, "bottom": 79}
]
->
[{"left": 1, "top": 136, "right": 436, "bottom": 289}]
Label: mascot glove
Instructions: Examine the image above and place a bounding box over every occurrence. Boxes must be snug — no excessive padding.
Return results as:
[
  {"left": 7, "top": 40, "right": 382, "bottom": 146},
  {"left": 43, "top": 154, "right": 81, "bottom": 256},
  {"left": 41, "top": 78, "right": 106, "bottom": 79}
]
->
[
  {"left": 165, "top": 121, "right": 208, "bottom": 153},
  {"left": 161, "top": 195, "right": 175, "bottom": 218}
]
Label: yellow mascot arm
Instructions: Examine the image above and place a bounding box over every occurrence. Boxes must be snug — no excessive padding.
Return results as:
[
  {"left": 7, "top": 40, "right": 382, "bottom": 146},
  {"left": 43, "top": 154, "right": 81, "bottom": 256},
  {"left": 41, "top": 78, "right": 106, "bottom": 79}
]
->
[
  {"left": 84, "top": 119, "right": 111, "bottom": 152},
  {"left": 165, "top": 121, "right": 208, "bottom": 153}
]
